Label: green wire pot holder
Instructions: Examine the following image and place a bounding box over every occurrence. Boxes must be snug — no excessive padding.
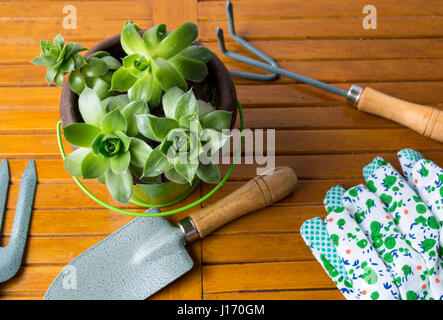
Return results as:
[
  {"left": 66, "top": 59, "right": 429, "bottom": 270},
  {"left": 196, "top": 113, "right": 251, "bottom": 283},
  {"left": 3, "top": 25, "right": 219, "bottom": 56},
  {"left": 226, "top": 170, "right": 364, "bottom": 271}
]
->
[{"left": 56, "top": 101, "right": 245, "bottom": 217}]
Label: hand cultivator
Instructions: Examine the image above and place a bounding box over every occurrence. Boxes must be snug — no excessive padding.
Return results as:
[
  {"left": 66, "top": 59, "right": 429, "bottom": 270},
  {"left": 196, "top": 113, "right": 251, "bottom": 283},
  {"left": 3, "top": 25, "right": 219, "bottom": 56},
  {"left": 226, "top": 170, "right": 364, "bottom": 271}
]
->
[
  {"left": 217, "top": 0, "right": 443, "bottom": 143},
  {"left": 0, "top": 160, "right": 36, "bottom": 283}
]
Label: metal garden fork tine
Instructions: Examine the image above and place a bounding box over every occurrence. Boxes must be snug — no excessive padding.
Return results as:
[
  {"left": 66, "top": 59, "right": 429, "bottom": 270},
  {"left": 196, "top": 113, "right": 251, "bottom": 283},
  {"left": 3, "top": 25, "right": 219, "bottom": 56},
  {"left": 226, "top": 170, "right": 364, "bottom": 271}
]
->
[
  {"left": 0, "top": 160, "right": 10, "bottom": 232},
  {"left": 216, "top": 0, "right": 278, "bottom": 81},
  {"left": 0, "top": 159, "right": 37, "bottom": 283}
]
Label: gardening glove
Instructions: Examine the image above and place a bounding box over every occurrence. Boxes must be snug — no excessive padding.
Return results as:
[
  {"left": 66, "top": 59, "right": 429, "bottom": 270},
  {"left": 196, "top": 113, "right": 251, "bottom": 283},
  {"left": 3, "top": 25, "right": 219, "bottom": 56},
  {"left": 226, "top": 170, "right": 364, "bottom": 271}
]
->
[{"left": 301, "top": 149, "right": 443, "bottom": 300}]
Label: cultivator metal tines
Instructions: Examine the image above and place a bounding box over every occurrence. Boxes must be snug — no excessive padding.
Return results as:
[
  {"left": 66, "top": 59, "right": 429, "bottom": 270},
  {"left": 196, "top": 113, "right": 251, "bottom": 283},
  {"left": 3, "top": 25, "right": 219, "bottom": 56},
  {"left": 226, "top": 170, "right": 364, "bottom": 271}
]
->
[
  {"left": 0, "top": 159, "right": 36, "bottom": 283},
  {"left": 217, "top": 0, "right": 349, "bottom": 97}
]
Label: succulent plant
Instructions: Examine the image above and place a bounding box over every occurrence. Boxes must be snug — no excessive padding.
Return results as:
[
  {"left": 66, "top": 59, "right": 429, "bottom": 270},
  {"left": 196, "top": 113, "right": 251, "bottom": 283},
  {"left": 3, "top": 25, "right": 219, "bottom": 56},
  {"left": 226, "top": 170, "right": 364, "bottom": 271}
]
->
[
  {"left": 62, "top": 88, "right": 151, "bottom": 204},
  {"left": 32, "top": 34, "right": 87, "bottom": 87},
  {"left": 68, "top": 51, "right": 122, "bottom": 99},
  {"left": 111, "top": 21, "right": 214, "bottom": 107},
  {"left": 136, "top": 87, "right": 232, "bottom": 184},
  {"left": 32, "top": 35, "right": 121, "bottom": 99}
]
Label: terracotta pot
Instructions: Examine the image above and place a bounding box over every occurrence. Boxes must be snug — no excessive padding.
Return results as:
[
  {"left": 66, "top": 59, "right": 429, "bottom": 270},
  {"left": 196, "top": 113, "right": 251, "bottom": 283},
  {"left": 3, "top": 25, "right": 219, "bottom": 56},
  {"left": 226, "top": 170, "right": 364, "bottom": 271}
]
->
[{"left": 59, "top": 32, "right": 238, "bottom": 205}]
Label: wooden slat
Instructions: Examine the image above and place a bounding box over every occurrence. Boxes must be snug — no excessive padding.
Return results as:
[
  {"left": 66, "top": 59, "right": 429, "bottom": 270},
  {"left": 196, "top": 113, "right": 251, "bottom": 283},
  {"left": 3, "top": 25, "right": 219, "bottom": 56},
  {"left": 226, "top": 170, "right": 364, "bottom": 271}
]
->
[
  {"left": 0, "top": 1, "right": 152, "bottom": 20},
  {"left": 4, "top": 59, "right": 443, "bottom": 86},
  {"left": 1, "top": 81, "right": 441, "bottom": 110},
  {"left": 0, "top": 266, "right": 61, "bottom": 294},
  {"left": 228, "top": 59, "right": 443, "bottom": 84},
  {"left": 204, "top": 289, "right": 345, "bottom": 300},
  {"left": 237, "top": 106, "right": 400, "bottom": 129},
  {"left": 237, "top": 82, "right": 443, "bottom": 107},
  {"left": 0, "top": 41, "right": 99, "bottom": 65},
  {"left": 220, "top": 151, "right": 443, "bottom": 181},
  {"left": 203, "top": 261, "right": 335, "bottom": 293},
  {"left": 205, "top": 38, "right": 443, "bottom": 62},
  {"left": 199, "top": 0, "right": 443, "bottom": 20},
  {"left": 0, "top": 19, "right": 152, "bottom": 42},
  {"left": 4, "top": 38, "right": 443, "bottom": 64},
  {"left": 199, "top": 17, "right": 443, "bottom": 41},
  {"left": 0, "top": 87, "right": 60, "bottom": 109},
  {"left": 1, "top": 231, "right": 309, "bottom": 265},
  {"left": 203, "top": 206, "right": 323, "bottom": 235},
  {"left": 202, "top": 233, "right": 311, "bottom": 264},
  {"left": 1, "top": 128, "right": 442, "bottom": 158},
  {"left": 5, "top": 183, "right": 200, "bottom": 210},
  {"left": 0, "top": 110, "right": 59, "bottom": 132},
  {"left": 204, "top": 179, "right": 364, "bottom": 207},
  {"left": 0, "top": 106, "right": 406, "bottom": 133},
  {"left": 154, "top": 0, "right": 197, "bottom": 28}
]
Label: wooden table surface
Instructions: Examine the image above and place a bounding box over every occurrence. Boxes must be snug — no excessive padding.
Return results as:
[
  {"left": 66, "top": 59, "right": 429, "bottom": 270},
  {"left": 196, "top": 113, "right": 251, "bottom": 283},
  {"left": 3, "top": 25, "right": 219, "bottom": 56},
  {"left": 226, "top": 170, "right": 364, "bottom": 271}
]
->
[{"left": 1, "top": 0, "right": 443, "bottom": 300}]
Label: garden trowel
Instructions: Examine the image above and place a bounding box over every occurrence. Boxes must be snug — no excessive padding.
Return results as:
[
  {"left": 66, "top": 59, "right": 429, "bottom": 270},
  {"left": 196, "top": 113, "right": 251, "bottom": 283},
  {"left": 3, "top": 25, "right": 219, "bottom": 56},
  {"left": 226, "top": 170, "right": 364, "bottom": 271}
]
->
[{"left": 44, "top": 166, "right": 297, "bottom": 300}]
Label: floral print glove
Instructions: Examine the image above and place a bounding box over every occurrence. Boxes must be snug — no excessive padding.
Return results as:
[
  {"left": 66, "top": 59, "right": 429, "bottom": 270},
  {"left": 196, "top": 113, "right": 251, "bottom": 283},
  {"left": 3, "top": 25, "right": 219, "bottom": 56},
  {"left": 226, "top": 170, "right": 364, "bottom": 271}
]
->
[{"left": 301, "top": 149, "right": 443, "bottom": 300}]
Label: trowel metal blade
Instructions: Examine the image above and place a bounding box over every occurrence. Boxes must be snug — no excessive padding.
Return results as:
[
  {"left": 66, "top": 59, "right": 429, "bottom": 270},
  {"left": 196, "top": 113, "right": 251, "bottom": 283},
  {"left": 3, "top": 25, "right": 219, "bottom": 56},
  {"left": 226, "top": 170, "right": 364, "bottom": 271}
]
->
[{"left": 44, "top": 208, "right": 194, "bottom": 300}]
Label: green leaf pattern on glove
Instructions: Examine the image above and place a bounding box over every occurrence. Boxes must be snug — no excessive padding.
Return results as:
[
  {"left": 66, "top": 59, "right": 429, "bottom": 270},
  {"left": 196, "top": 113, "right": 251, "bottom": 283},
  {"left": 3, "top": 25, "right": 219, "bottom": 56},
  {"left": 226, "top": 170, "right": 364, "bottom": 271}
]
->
[{"left": 301, "top": 149, "right": 443, "bottom": 300}]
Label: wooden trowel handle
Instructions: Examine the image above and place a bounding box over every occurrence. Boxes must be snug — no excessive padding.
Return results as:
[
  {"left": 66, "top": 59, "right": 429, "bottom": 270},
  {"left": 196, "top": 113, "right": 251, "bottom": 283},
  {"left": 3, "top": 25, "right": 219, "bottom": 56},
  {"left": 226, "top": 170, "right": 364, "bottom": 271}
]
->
[
  {"left": 355, "top": 87, "right": 443, "bottom": 143},
  {"left": 178, "top": 167, "right": 297, "bottom": 241}
]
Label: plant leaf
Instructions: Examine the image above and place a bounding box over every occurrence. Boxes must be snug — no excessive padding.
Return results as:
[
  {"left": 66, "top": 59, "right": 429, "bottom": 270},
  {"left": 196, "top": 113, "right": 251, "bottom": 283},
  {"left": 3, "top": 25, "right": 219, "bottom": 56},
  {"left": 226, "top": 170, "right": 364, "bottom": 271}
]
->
[
  {"left": 128, "top": 73, "right": 153, "bottom": 102},
  {"left": 196, "top": 162, "right": 220, "bottom": 183},
  {"left": 54, "top": 71, "right": 64, "bottom": 87},
  {"left": 54, "top": 34, "right": 65, "bottom": 51},
  {"left": 154, "top": 22, "right": 198, "bottom": 60},
  {"left": 136, "top": 114, "right": 178, "bottom": 142},
  {"left": 100, "top": 70, "right": 113, "bottom": 86},
  {"left": 45, "top": 62, "right": 61, "bottom": 84},
  {"left": 105, "top": 167, "right": 133, "bottom": 204},
  {"left": 164, "top": 168, "right": 187, "bottom": 184},
  {"left": 129, "top": 137, "right": 153, "bottom": 168},
  {"left": 101, "top": 109, "right": 128, "bottom": 134},
  {"left": 173, "top": 156, "right": 198, "bottom": 184},
  {"left": 85, "top": 76, "right": 111, "bottom": 100},
  {"left": 114, "top": 130, "right": 131, "bottom": 152},
  {"left": 197, "top": 100, "right": 215, "bottom": 118},
  {"left": 148, "top": 77, "right": 162, "bottom": 108},
  {"left": 68, "top": 70, "right": 86, "bottom": 95},
  {"left": 102, "top": 94, "right": 130, "bottom": 112},
  {"left": 200, "top": 110, "right": 232, "bottom": 131},
  {"left": 32, "top": 55, "right": 57, "bottom": 66},
  {"left": 178, "top": 45, "right": 214, "bottom": 63},
  {"left": 63, "top": 147, "right": 90, "bottom": 177},
  {"left": 200, "top": 128, "right": 230, "bottom": 156},
  {"left": 143, "top": 24, "right": 167, "bottom": 50},
  {"left": 82, "top": 57, "right": 108, "bottom": 77},
  {"left": 170, "top": 55, "right": 208, "bottom": 82},
  {"left": 73, "top": 54, "right": 86, "bottom": 69},
  {"left": 88, "top": 51, "right": 110, "bottom": 59},
  {"left": 153, "top": 57, "right": 187, "bottom": 92},
  {"left": 121, "top": 20, "right": 149, "bottom": 56},
  {"left": 100, "top": 55, "right": 121, "bottom": 70},
  {"left": 143, "top": 148, "right": 173, "bottom": 177},
  {"left": 59, "top": 57, "right": 75, "bottom": 74},
  {"left": 63, "top": 123, "right": 101, "bottom": 147},
  {"left": 121, "top": 100, "right": 149, "bottom": 137},
  {"left": 78, "top": 87, "right": 106, "bottom": 127},
  {"left": 110, "top": 151, "right": 131, "bottom": 174},
  {"left": 162, "top": 87, "right": 185, "bottom": 119},
  {"left": 110, "top": 67, "right": 138, "bottom": 92},
  {"left": 81, "top": 151, "right": 109, "bottom": 179},
  {"left": 174, "top": 89, "right": 198, "bottom": 120}
]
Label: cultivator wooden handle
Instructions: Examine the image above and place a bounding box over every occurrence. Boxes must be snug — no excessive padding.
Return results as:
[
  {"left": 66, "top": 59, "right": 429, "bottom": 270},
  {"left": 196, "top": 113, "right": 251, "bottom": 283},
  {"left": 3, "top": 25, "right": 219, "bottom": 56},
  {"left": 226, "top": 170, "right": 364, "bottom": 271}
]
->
[
  {"left": 349, "top": 85, "right": 443, "bottom": 143},
  {"left": 180, "top": 166, "right": 297, "bottom": 240}
]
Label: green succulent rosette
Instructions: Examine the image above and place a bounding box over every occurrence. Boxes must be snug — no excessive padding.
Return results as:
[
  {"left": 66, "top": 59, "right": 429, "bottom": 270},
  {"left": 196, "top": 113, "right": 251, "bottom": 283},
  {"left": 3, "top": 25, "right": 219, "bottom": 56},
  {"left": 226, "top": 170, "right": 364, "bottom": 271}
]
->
[
  {"left": 111, "top": 21, "right": 214, "bottom": 107},
  {"left": 62, "top": 88, "right": 151, "bottom": 204},
  {"left": 68, "top": 51, "right": 122, "bottom": 99},
  {"left": 32, "top": 34, "right": 87, "bottom": 87},
  {"left": 136, "top": 87, "right": 232, "bottom": 184}
]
